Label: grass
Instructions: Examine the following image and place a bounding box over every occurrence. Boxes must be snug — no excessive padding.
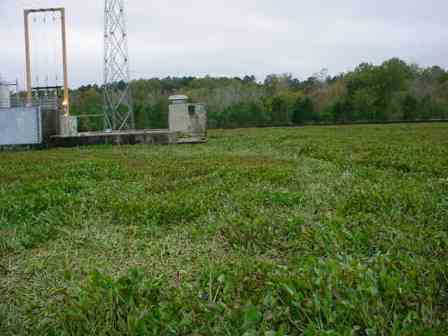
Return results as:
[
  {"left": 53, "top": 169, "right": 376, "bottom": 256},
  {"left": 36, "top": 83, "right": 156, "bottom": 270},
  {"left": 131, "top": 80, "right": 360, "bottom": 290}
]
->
[{"left": 0, "top": 123, "right": 447, "bottom": 335}]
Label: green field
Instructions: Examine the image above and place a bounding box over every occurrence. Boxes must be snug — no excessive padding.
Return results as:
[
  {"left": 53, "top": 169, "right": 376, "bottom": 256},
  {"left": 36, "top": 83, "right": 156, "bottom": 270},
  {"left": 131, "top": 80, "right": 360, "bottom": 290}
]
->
[{"left": 1, "top": 123, "right": 447, "bottom": 335}]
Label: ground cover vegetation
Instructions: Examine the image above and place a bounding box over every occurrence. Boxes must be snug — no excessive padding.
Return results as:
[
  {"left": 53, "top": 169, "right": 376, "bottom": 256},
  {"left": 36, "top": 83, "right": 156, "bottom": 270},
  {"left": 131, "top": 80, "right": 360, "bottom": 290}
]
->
[
  {"left": 68, "top": 58, "right": 448, "bottom": 131},
  {"left": 0, "top": 123, "right": 447, "bottom": 335}
]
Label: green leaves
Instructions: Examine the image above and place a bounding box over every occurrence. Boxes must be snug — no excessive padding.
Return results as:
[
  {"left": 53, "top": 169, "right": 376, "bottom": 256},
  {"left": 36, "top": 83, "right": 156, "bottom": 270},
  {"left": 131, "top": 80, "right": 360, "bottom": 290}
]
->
[{"left": 1, "top": 124, "right": 448, "bottom": 335}]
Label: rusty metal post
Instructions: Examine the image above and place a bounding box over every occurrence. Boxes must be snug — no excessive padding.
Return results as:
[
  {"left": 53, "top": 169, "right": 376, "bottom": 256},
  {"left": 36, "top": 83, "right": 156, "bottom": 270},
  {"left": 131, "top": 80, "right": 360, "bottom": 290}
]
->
[
  {"left": 24, "top": 10, "right": 32, "bottom": 106},
  {"left": 60, "top": 8, "right": 70, "bottom": 116}
]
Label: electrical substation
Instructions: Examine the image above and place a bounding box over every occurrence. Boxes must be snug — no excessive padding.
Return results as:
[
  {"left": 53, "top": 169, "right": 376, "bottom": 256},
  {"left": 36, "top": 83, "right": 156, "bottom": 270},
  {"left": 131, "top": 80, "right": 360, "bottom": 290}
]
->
[{"left": 0, "top": 1, "right": 207, "bottom": 149}]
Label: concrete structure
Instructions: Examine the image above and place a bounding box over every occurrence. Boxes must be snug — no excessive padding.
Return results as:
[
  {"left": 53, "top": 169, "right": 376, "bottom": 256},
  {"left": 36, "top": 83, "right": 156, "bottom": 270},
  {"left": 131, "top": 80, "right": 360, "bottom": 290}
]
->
[
  {"left": 169, "top": 95, "right": 189, "bottom": 104},
  {"left": 60, "top": 116, "right": 78, "bottom": 136},
  {"left": 169, "top": 95, "right": 207, "bottom": 140},
  {"left": 0, "top": 81, "right": 11, "bottom": 109},
  {"left": 0, "top": 94, "right": 205, "bottom": 149},
  {"left": 0, "top": 92, "right": 206, "bottom": 149},
  {"left": 0, "top": 107, "right": 42, "bottom": 146},
  {"left": 50, "top": 129, "right": 177, "bottom": 148}
]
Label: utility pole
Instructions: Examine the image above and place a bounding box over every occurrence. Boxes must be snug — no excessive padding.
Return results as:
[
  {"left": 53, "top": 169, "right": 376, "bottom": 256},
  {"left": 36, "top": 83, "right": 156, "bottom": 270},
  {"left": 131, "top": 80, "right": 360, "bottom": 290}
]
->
[{"left": 103, "top": 0, "right": 134, "bottom": 130}]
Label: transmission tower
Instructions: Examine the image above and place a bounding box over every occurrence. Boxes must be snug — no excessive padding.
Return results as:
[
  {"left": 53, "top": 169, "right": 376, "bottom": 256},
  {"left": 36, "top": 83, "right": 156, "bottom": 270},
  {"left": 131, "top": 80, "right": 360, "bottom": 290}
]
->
[{"left": 103, "top": 0, "right": 134, "bottom": 130}]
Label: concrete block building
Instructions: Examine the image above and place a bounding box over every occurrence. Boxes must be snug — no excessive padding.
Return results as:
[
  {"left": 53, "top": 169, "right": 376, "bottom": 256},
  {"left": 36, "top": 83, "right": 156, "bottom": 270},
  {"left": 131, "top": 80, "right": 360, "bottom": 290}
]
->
[{"left": 169, "top": 95, "right": 207, "bottom": 140}]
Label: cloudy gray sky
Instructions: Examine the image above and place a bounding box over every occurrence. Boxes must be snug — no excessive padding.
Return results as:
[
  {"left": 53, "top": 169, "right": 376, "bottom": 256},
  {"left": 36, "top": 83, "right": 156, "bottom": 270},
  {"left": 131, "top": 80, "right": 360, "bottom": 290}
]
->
[{"left": 1, "top": 0, "right": 447, "bottom": 88}]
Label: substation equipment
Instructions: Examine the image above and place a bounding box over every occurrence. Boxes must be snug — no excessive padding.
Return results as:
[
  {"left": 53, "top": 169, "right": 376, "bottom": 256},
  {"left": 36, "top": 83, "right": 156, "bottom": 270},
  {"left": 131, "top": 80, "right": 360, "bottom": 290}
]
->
[
  {"left": 0, "top": 7, "right": 75, "bottom": 148},
  {"left": 1, "top": 2, "right": 207, "bottom": 149},
  {"left": 0, "top": 78, "right": 43, "bottom": 146},
  {"left": 24, "top": 8, "right": 78, "bottom": 139},
  {"left": 0, "top": 78, "right": 17, "bottom": 109}
]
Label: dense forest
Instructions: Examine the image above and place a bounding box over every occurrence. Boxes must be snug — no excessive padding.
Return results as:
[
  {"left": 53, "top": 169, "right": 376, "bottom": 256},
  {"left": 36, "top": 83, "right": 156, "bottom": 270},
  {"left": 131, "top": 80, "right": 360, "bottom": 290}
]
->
[{"left": 71, "top": 58, "right": 448, "bottom": 130}]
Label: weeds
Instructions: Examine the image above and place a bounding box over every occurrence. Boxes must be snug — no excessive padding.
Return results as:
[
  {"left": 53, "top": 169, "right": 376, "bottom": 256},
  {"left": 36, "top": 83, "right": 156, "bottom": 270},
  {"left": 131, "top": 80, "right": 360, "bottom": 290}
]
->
[{"left": 1, "top": 123, "right": 447, "bottom": 335}]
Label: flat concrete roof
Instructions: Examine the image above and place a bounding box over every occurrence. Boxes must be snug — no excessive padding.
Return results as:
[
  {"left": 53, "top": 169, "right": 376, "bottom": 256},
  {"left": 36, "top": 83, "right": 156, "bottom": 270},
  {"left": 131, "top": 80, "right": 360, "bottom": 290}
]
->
[
  {"left": 50, "top": 129, "right": 206, "bottom": 148},
  {"left": 169, "top": 95, "right": 188, "bottom": 101},
  {"left": 52, "top": 129, "right": 171, "bottom": 138}
]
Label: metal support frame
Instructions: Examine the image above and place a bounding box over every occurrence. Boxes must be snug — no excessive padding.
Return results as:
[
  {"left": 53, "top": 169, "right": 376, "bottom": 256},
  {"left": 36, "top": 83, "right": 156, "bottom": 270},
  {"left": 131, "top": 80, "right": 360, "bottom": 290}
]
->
[
  {"left": 24, "top": 8, "right": 70, "bottom": 116},
  {"left": 0, "top": 79, "right": 19, "bottom": 91},
  {"left": 0, "top": 79, "right": 19, "bottom": 108},
  {"left": 103, "top": 0, "right": 134, "bottom": 130}
]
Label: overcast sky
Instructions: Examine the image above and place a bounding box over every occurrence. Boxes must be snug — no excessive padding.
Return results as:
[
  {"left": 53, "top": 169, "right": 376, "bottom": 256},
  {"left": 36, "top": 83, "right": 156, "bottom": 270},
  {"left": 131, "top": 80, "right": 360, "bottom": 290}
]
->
[{"left": 1, "top": 0, "right": 447, "bottom": 88}]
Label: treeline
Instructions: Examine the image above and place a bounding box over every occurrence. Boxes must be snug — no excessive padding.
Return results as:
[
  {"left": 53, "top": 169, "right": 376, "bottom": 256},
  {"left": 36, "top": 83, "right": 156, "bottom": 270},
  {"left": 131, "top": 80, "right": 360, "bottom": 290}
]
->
[{"left": 71, "top": 58, "right": 448, "bottom": 130}]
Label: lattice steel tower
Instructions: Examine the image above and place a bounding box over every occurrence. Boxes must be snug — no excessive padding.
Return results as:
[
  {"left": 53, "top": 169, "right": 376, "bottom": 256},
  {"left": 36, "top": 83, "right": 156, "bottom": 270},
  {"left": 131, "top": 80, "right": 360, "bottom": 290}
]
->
[{"left": 103, "top": 0, "right": 134, "bottom": 130}]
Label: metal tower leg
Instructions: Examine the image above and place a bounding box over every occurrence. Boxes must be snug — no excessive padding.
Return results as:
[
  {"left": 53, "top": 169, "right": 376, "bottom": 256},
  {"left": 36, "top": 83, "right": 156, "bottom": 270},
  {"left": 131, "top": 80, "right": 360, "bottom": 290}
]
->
[{"left": 103, "top": 0, "right": 134, "bottom": 130}]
